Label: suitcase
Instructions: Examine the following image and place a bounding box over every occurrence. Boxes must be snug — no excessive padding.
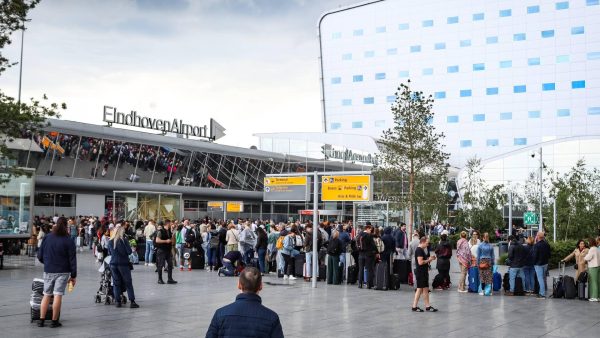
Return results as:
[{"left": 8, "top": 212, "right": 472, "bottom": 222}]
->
[
  {"left": 318, "top": 264, "right": 326, "bottom": 281},
  {"left": 190, "top": 252, "right": 205, "bottom": 269},
  {"left": 137, "top": 242, "right": 146, "bottom": 262},
  {"left": 294, "top": 253, "right": 306, "bottom": 277},
  {"left": 577, "top": 281, "right": 587, "bottom": 300},
  {"left": 432, "top": 274, "right": 444, "bottom": 289},
  {"left": 390, "top": 274, "right": 401, "bottom": 290},
  {"left": 393, "top": 259, "right": 410, "bottom": 284},
  {"left": 552, "top": 276, "right": 565, "bottom": 298},
  {"left": 514, "top": 277, "right": 525, "bottom": 296},
  {"left": 347, "top": 265, "right": 358, "bottom": 284},
  {"left": 493, "top": 272, "right": 502, "bottom": 291},
  {"left": 563, "top": 275, "right": 577, "bottom": 299},
  {"left": 503, "top": 273, "right": 510, "bottom": 291},
  {"left": 468, "top": 267, "right": 480, "bottom": 293},
  {"left": 374, "top": 262, "right": 389, "bottom": 290}
]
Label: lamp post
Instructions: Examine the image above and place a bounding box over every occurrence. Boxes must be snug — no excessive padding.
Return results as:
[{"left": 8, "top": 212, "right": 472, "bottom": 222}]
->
[
  {"left": 17, "top": 22, "right": 25, "bottom": 108},
  {"left": 538, "top": 147, "right": 543, "bottom": 233}
]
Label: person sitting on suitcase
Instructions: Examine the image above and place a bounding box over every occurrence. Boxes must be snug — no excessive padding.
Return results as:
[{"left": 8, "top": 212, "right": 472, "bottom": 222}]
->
[{"left": 219, "top": 250, "right": 244, "bottom": 277}]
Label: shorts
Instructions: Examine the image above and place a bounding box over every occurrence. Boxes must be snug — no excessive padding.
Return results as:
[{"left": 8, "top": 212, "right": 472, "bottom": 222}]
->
[
  {"left": 43, "top": 272, "right": 71, "bottom": 296},
  {"left": 415, "top": 269, "right": 429, "bottom": 289}
]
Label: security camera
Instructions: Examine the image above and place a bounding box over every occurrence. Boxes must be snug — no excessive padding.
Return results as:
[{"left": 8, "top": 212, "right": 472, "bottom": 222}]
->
[{"left": 530, "top": 151, "right": 536, "bottom": 158}]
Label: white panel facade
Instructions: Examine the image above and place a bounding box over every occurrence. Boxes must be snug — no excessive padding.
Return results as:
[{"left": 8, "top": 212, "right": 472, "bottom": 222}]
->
[{"left": 75, "top": 194, "right": 105, "bottom": 217}]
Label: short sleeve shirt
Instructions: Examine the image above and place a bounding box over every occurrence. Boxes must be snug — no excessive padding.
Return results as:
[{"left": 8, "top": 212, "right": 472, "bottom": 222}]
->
[{"left": 414, "top": 247, "right": 429, "bottom": 273}]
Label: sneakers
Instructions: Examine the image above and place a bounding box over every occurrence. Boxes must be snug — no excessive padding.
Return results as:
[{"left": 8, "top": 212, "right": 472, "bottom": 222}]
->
[
  {"left": 148, "top": 263, "right": 155, "bottom": 267},
  {"left": 130, "top": 301, "right": 140, "bottom": 308},
  {"left": 458, "top": 289, "right": 468, "bottom": 293},
  {"left": 505, "top": 291, "right": 514, "bottom": 296},
  {"left": 289, "top": 276, "right": 297, "bottom": 280},
  {"left": 167, "top": 279, "right": 178, "bottom": 284},
  {"left": 145, "top": 263, "right": 148, "bottom": 266},
  {"left": 478, "top": 292, "right": 484, "bottom": 296},
  {"left": 283, "top": 275, "right": 289, "bottom": 280},
  {"left": 589, "top": 298, "right": 598, "bottom": 302},
  {"left": 536, "top": 295, "right": 546, "bottom": 299}
]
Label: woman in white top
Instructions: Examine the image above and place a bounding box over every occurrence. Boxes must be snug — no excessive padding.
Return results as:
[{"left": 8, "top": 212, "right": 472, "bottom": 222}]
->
[
  {"left": 584, "top": 237, "right": 599, "bottom": 302},
  {"left": 37, "top": 225, "right": 47, "bottom": 250},
  {"left": 200, "top": 224, "right": 209, "bottom": 255}
]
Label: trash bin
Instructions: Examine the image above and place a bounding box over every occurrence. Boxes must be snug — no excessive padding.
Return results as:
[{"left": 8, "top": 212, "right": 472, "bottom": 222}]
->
[{"left": 498, "top": 241, "right": 509, "bottom": 256}]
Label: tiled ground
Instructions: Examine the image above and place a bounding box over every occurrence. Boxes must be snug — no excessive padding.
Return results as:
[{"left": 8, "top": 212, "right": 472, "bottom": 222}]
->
[{"left": 0, "top": 252, "right": 599, "bottom": 338}]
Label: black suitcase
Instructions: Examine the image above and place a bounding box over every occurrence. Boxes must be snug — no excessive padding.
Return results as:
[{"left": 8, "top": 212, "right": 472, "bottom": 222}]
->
[
  {"left": 390, "top": 274, "right": 400, "bottom": 290},
  {"left": 563, "top": 275, "right": 577, "bottom": 299},
  {"left": 137, "top": 242, "right": 146, "bottom": 262},
  {"left": 393, "top": 260, "right": 410, "bottom": 284},
  {"left": 577, "top": 281, "right": 587, "bottom": 300},
  {"left": 503, "top": 273, "right": 510, "bottom": 291},
  {"left": 432, "top": 274, "right": 444, "bottom": 289},
  {"left": 374, "top": 262, "right": 389, "bottom": 290},
  {"left": 318, "top": 264, "right": 326, "bottom": 281},
  {"left": 191, "top": 252, "right": 205, "bottom": 269},
  {"left": 514, "top": 277, "right": 525, "bottom": 295},
  {"left": 294, "top": 254, "right": 305, "bottom": 277},
  {"left": 347, "top": 265, "right": 358, "bottom": 284}
]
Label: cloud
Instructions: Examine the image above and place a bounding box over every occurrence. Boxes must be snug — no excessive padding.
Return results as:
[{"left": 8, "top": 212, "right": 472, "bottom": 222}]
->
[{"left": 135, "top": 0, "right": 190, "bottom": 12}]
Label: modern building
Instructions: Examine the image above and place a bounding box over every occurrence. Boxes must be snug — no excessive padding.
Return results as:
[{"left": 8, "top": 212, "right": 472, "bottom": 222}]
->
[{"left": 318, "top": 0, "right": 600, "bottom": 168}]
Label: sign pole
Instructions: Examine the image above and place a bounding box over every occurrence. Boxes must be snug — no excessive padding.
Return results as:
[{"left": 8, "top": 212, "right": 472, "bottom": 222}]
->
[
  {"left": 553, "top": 198, "right": 557, "bottom": 242},
  {"left": 312, "top": 171, "right": 318, "bottom": 289},
  {"left": 508, "top": 190, "right": 513, "bottom": 236}
]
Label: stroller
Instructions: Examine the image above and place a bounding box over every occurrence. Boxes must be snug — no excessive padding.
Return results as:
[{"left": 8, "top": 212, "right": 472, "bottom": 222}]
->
[{"left": 94, "top": 256, "right": 127, "bottom": 305}]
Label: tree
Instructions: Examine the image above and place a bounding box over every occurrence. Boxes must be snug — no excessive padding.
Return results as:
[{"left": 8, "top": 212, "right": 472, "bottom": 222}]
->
[
  {"left": 376, "top": 80, "right": 450, "bottom": 236},
  {"left": 0, "top": 0, "right": 65, "bottom": 183}
]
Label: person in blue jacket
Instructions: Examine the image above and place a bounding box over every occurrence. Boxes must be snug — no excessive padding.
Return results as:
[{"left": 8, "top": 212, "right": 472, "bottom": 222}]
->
[{"left": 108, "top": 225, "right": 139, "bottom": 308}]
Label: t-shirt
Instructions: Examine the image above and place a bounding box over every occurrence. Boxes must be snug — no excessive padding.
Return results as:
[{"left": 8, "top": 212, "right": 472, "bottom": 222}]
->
[
  {"left": 156, "top": 228, "right": 172, "bottom": 251},
  {"left": 414, "top": 247, "right": 429, "bottom": 273}
]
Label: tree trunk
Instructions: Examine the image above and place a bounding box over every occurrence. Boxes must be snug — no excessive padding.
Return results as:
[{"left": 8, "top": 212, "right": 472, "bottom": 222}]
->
[{"left": 409, "top": 163, "right": 415, "bottom": 237}]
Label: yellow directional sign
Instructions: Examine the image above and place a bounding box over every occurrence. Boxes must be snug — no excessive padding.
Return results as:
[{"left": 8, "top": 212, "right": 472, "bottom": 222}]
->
[
  {"left": 264, "top": 177, "right": 307, "bottom": 186},
  {"left": 226, "top": 201, "right": 244, "bottom": 213},
  {"left": 321, "top": 175, "right": 372, "bottom": 201},
  {"left": 207, "top": 201, "right": 224, "bottom": 212}
]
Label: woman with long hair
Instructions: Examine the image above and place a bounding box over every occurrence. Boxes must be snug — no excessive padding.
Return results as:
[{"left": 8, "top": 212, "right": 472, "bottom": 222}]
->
[
  {"left": 562, "top": 239, "right": 589, "bottom": 281},
  {"left": 108, "top": 226, "right": 139, "bottom": 308},
  {"left": 522, "top": 236, "right": 536, "bottom": 294},
  {"left": 455, "top": 231, "right": 471, "bottom": 293},
  {"left": 477, "top": 232, "right": 495, "bottom": 296}
]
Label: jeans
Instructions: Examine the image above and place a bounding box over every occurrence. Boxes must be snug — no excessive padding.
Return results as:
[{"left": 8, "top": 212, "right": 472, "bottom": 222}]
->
[
  {"left": 145, "top": 240, "right": 154, "bottom": 263},
  {"left": 523, "top": 266, "right": 535, "bottom": 292},
  {"left": 305, "top": 252, "right": 313, "bottom": 277},
  {"left": 207, "top": 248, "right": 217, "bottom": 268},
  {"left": 110, "top": 264, "right": 135, "bottom": 302},
  {"left": 509, "top": 267, "right": 525, "bottom": 292},
  {"left": 244, "top": 248, "right": 255, "bottom": 265},
  {"left": 175, "top": 243, "right": 184, "bottom": 267},
  {"left": 534, "top": 264, "right": 548, "bottom": 297},
  {"left": 282, "top": 253, "right": 294, "bottom": 276},
  {"left": 222, "top": 261, "right": 235, "bottom": 276},
  {"left": 257, "top": 248, "right": 267, "bottom": 273}
]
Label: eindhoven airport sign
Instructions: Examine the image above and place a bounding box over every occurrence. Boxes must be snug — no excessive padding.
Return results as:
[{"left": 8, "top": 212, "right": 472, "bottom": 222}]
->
[
  {"left": 321, "top": 145, "right": 378, "bottom": 165},
  {"left": 103, "top": 106, "right": 226, "bottom": 141}
]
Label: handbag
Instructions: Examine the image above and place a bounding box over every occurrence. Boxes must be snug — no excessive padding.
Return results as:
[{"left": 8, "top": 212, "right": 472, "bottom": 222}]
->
[
  {"left": 128, "top": 262, "right": 134, "bottom": 270},
  {"left": 479, "top": 261, "right": 490, "bottom": 270}
]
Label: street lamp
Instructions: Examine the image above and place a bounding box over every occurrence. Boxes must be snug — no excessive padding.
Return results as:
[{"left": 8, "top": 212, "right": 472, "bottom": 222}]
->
[{"left": 530, "top": 148, "right": 543, "bottom": 233}]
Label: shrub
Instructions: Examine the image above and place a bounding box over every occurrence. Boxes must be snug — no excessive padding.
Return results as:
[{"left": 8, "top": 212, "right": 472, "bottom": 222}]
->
[
  {"left": 549, "top": 240, "right": 577, "bottom": 270},
  {"left": 497, "top": 253, "right": 508, "bottom": 265}
]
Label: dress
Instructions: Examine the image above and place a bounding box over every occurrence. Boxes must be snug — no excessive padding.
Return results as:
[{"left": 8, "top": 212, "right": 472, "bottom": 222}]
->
[{"left": 414, "top": 247, "right": 430, "bottom": 289}]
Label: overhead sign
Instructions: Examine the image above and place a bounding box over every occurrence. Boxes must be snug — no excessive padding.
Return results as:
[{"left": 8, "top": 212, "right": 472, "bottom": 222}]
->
[
  {"left": 226, "top": 201, "right": 244, "bottom": 213},
  {"left": 322, "top": 145, "right": 378, "bottom": 165},
  {"left": 321, "top": 175, "right": 372, "bottom": 202},
  {"left": 207, "top": 201, "right": 224, "bottom": 212},
  {"left": 263, "top": 176, "right": 310, "bottom": 202},
  {"left": 524, "top": 212, "right": 539, "bottom": 225}
]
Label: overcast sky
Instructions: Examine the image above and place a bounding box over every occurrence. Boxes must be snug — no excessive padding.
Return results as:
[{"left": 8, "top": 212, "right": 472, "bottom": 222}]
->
[{"left": 0, "top": 0, "right": 355, "bottom": 148}]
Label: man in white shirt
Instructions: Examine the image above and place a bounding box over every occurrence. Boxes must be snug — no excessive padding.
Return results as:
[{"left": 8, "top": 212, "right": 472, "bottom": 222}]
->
[{"left": 143, "top": 221, "right": 156, "bottom": 266}]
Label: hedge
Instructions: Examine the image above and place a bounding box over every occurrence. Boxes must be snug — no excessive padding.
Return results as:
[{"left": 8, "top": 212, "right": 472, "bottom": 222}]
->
[{"left": 494, "top": 240, "right": 577, "bottom": 269}]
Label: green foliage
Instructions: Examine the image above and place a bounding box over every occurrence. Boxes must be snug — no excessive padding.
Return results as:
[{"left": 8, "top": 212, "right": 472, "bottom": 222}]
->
[
  {"left": 548, "top": 240, "right": 578, "bottom": 270},
  {"left": 497, "top": 252, "right": 508, "bottom": 266},
  {"left": 428, "top": 234, "right": 461, "bottom": 249}
]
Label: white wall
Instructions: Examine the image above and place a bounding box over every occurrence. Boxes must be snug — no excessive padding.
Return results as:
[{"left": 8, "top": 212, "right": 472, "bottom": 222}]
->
[{"left": 75, "top": 194, "right": 105, "bottom": 217}]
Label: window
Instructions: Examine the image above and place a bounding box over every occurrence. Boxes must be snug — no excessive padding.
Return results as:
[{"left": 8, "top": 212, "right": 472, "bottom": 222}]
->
[
  {"left": 542, "top": 83, "right": 556, "bottom": 91},
  {"left": 434, "top": 91, "right": 446, "bottom": 99},
  {"left": 434, "top": 42, "right": 446, "bottom": 50},
  {"left": 460, "top": 39, "right": 472, "bottom": 47},
  {"left": 588, "top": 0, "right": 600, "bottom": 6},
  {"left": 386, "top": 95, "right": 395, "bottom": 103},
  {"left": 473, "top": 13, "right": 484, "bottom": 21},
  {"left": 353, "top": 75, "right": 363, "bottom": 82},
  {"left": 387, "top": 48, "right": 397, "bottom": 55},
  {"left": 375, "top": 73, "right": 386, "bottom": 80},
  {"left": 447, "top": 115, "right": 459, "bottom": 123},
  {"left": 500, "top": 112, "right": 513, "bottom": 120},
  {"left": 353, "top": 29, "right": 363, "bottom": 36},
  {"left": 556, "top": 1, "right": 569, "bottom": 10},
  {"left": 527, "top": 5, "right": 540, "bottom": 13},
  {"left": 528, "top": 110, "right": 541, "bottom": 118},
  {"left": 486, "top": 36, "right": 498, "bottom": 44},
  {"left": 460, "top": 140, "right": 472, "bottom": 148},
  {"left": 460, "top": 89, "right": 472, "bottom": 97},
  {"left": 557, "top": 109, "right": 570, "bottom": 117},
  {"left": 557, "top": 55, "right": 570, "bottom": 63},
  {"left": 55, "top": 194, "right": 75, "bottom": 207},
  {"left": 399, "top": 70, "right": 410, "bottom": 78},
  {"left": 473, "top": 63, "right": 485, "bottom": 71},
  {"left": 410, "top": 45, "right": 421, "bottom": 53},
  {"left": 330, "top": 122, "right": 341, "bottom": 130},
  {"left": 447, "top": 16, "right": 459, "bottom": 24},
  {"left": 571, "top": 26, "right": 585, "bottom": 35},
  {"left": 499, "top": 9, "right": 512, "bottom": 17},
  {"left": 365, "top": 50, "right": 375, "bottom": 58},
  {"left": 422, "top": 68, "right": 433, "bottom": 75},
  {"left": 514, "top": 33, "right": 526, "bottom": 41},
  {"left": 572, "top": 80, "right": 586, "bottom": 89},
  {"left": 541, "top": 30, "right": 555, "bottom": 38},
  {"left": 376, "top": 26, "right": 386, "bottom": 33},
  {"left": 352, "top": 121, "right": 363, "bottom": 128},
  {"left": 588, "top": 107, "right": 600, "bottom": 115},
  {"left": 514, "top": 85, "right": 527, "bottom": 93},
  {"left": 528, "top": 57, "right": 541, "bottom": 66},
  {"left": 398, "top": 23, "right": 409, "bottom": 30},
  {"left": 422, "top": 20, "right": 433, "bottom": 27},
  {"left": 500, "top": 60, "right": 512, "bottom": 68},
  {"left": 374, "top": 120, "right": 386, "bottom": 127},
  {"left": 587, "top": 52, "right": 600, "bottom": 60},
  {"left": 363, "top": 97, "right": 374, "bottom": 104},
  {"left": 486, "top": 87, "right": 499, "bottom": 95},
  {"left": 332, "top": 32, "right": 342, "bottom": 39},
  {"left": 473, "top": 114, "right": 486, "bottom": 122},
  {"left": 447, "top": 65, "right": 459, "bottom": 73},
  {"left": 331, "top": 77, "right": 341, "bottom": 84},
  {"left": 342, "top": 53, "right": 352, "bottom": 60},
  {"left": 487, "top": 139, "right": 499, "bottom": 147},
  {"left": 514, "top": 138, "right": 527, "bottom": 146},
  {"left": 342, "top": 99, "right": 352, "bottom": 106}
]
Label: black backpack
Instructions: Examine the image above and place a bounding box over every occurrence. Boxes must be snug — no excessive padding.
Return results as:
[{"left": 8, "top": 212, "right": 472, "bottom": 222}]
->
[
  {"left": 209, "top": 233, "right": 220, "bottom": 249},
  {"left": 356, "top": 233, "right": 365, "bottom": 252},
  {"left": 185, "top": 230, "right": 196, "bottom": 248}
]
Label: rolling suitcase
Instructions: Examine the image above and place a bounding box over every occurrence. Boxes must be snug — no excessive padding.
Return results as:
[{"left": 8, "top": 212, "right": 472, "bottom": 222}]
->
[
  {"left": 347, "top": 265, "right": 358, "bottom": 284},
  {"left": 190, "top": 252, "right": 205, "bottom": 269},
  {"left": 577, "top": 281, "right": 587, "bottom": 300},
  {"left": 563, "top": 275, "right": 577, "bottom": 299},
  {"left": 553, "top": 261, "right": 566, "bottom": 298},
  {"left": 503, "top": 273, "right": 510, "bottom": 291},
  {"left": 294, "top": 253, "right": 306, "bottom": 277},
  {"left": 374, "top": 262, "right": 389, "bottom": 290},
  {"left": 318, "top": 264, "right": 327, "bottom": 281},
  {"left": 390, "top": 274, "right": 401, "bottom": 290},
  {"left": 393, "top": 259, "right": 410, "bottom": 284},
  {"left": 514, "top": 277, "right": 525, "bottom": 296},
  {"left": 468, "top": 267, "right": 480, "bottom": 293},
  {"left": 493, "top": 271, "right": 502, "bottom": 291}
]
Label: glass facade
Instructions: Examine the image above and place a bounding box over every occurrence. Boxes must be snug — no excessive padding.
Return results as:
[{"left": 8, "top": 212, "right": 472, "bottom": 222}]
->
[{"left": 0, "top": 170, "right": 34, "bottom": 237}]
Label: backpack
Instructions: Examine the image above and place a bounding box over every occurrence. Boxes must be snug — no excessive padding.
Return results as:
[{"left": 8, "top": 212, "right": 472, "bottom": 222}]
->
[
  {"left": 356, "top": 233, "right": 365, "bottom": 252},
  {"left": 283, "top": 235, "right": 295, "bottom": 250},
  {"left": 276, "top": 235, "right": 284, "bottom": 250},
  {"left": 185, "top": 230, "right": 197, "bottom": 248},
  {"left": 209, "top": 233, "right": 220, "bottom": 249}
]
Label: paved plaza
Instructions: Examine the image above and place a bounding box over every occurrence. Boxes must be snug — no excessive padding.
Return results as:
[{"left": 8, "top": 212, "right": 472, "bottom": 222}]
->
[{"left": 0, "top": 252, "right": 599, "bottom": 338}]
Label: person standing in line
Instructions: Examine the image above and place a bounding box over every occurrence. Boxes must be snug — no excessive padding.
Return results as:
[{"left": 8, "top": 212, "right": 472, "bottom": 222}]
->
[
  {"left": 107, "top": 226, "right": 139, "bottom": 308},
  {"left": 455, "top": 231, "right": 471, "bottom": 293},
  {"left": 561, "top": 239, "right": 589, "bottom": 281},
  {"left": 36, "top": 217, "right": 77, "bottom": 328},
  {"left": 67, "top": 218, "right": 77, "bottom": 245},
  {"left": 143, "top": 220, "right": 156, "bottom": 266},
  {"left": 303, "top": 224, "right": 319, "bottom": 282},
  {"left": 357, "top": 223, "right": 377, "bottom": 289},
  {"left": 505, "top": 235, "right": 526, "bottom": 296},
  {"left": 477, "top": 233, "right": 495, "bottom": 296},
  {"left": 407, "top": 232, "right": 421, "bottom": 287},
  {"left": 280, "top": 228, "right": 298, "bottom": 280},
  {"left": 395, "top": 223, "right": 409, "bottom": 260},
  {"left": 155, "top": 221, "right": 177, "bottom": 285},
  {"left": 584, "top": 237, "right": 599, "bottom": 302},
  {"left": 434, "top": 231, "right": 453, "bottom": 290},
  {"left": 255, "top": 225, "right": 268, "bottom": 275},
  {"left": 522, "top": 236, "right": 536, "bottom": 295},
  {"left": 225, "top": 223, "right": 239, "bottom": 254},
  {"left": 175, "top": 223, "right": 185, "bottom": 270},
  {"left": 532, "top": 231, "right": 551, "bottom": 299},
  {"left": 326, "top": 230, "right": 343, "bottom": 285},
  {"left": 412, "top": 236, "right": 438, "bottom": 312},
  {"left": 381, "top": 227, "right": 395, "bottom": 267}
]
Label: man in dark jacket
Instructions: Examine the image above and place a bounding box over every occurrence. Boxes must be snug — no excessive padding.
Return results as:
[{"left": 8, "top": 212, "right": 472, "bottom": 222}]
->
[
  {"left": 394, "top": 223, "right": 409, "bottom": 259},
  {"left": 532, "top": 231, "right": 551, "bottom": 298},
  {"left": 357, "top": 223, "right": 377, "bottom": 289},
  {"left": 206, "top": 267, "right": 283, "bottom": 338},
  {"left": 381, "top": 227, "right": 395, "bottom": 265},
  {"left": 506, "top": 236, "right": 526, "bottom": 295}
]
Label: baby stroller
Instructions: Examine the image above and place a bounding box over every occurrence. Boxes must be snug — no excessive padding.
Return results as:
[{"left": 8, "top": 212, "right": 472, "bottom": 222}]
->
[{"left": 95, "top": 256, "right": 127, "bottom": 305}]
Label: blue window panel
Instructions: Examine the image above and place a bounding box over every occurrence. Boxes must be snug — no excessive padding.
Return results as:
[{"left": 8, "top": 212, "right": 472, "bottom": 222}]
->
[
  {"left": 434, "top": 42, "right": 446, "bottom": 50},
  {"left": 352, "top": 121, "right": 363, "bottom": 128},
  {"left": 514, "top": 85, "right": 527, "bottom": 93},
  {"left": 387, "top": 48, "right": 397, "bottom": 55},
  {"left": 342, "top": 53, "right": 352, "bottom": 60},
  {"left": 434, "top": 91, "right": 446, "bottom": 99},
  {"left": 447, "top": 16, "right": 459, "bottom": 24},
  {"left": 375, "top": 73, "right": 386, "bottom": 80},
  {"left": 486, "top": 87, "right": 499, "bottom": 95},
  {"left": 460, "top": 39, "right": 472, "bottom": 47},
  {"left": 587, "top": 52, "right": 600, "bottom": 60},
  {"left": 422, "top": 19, "right": 434, "bottom": 27},
  {"left": 572, "top": 80, "right": 586, "bottom": 89},
  {"left": 557, "top": 109, "right": 571, "bottom": 117},
  {"left": 330, "top": 122, "right": 341, "bottom": 130},
  {"left": 331, "top": 77, "right": 341, "bottom": 84},
  {"left": 473, "top": 63, "right": 485, "bottom": 71},
  {"left": 473, "top": 13, "right": 484, "bottom": 21},
  {"left": 447, "top": 65, "right": 459, "bottom": 73},
  {"left": 363, "top": 97, "right": 374, "bottom": 104},
  {"left": 353, "top": 29, "right": 363, "bottom": 36},
  {"left": 460, "top": 89, "right": 472, "bottom": 97},
  {"left": 588, "top": 0, "right": 600, "bottom": 6},
  {"left": 513, "top": 33, "right": 526, "bottom": 41},
  {"left": 528, "top": 110, "right": 541, "bottom": 118},
  {"left": 332, "top": 32, "right": 342, "bottom": 39},
  {"left": 376, "top": 26, "right": 386, "bottom": 33},
  {"left": 398, "top": 23, "right": 410, "bottom": 30},
  {"left": 500, "top": 60, "right": 512, "bottom": 68},
  {"left": 541, "top": 30, "right": 555, "bottom": 38},
  {"left": 364, "top": 50, "right": 375, "bottom": 58},
  {"left": 399, "top": 70, "right": 410, "bottom": 78},
  {"left": 499, "top": 9, "right": 512, "bottom": 17},
  {"left": 410, "top": 45, "right": 421, "bottom": 53},
  {"left": 514, "top": 138, "right": 527, "bottom": 146},
  {"left": 542, "top": 83, "right": 556, "bottom": 91},
  {"left": 527, "top": 5, "right": 540, "bottom": 13},
  {"left": 422, "top": 68, "right": 433, "bottom": 76},
  {"left": 500, "top": 112, "right": 513, "bottom": 120},
  {"left": 557, "top": 55, "right": 570, "bottom": 63},
  {"left": 386, "top": 95, "right": 395, "bottom": 103},
  {"left": 460, "top": 140, "right": 472, "bottom": 148},
  {"left": 342, "top": 99, "right": 352, "bottom": 106},
  {"left": 473, "top": 114, "right": 486, "bottom": 121},
  {"left": 556, "top": 1, "right": 569, "bottom": 10},
  {"left": 447, "top": 115, "right": 459, "bottom": 123},
  {"left": 528, "top": 57, "right": 541, "bottom": 66},
  {"left": 353, "top": 75, "right": 363, "bottom": 82},
  {"left": 571, "top": 26, "right": 585, "bottom": 35},
  {"left": 588, "top": 107, "right": 600, "bottom": 115},
  {"left": 487, "top": 139, "right": 499, "bottom": 147},
  {"left": 487, "top": 36, "right": 498, "bottom": 44}
]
